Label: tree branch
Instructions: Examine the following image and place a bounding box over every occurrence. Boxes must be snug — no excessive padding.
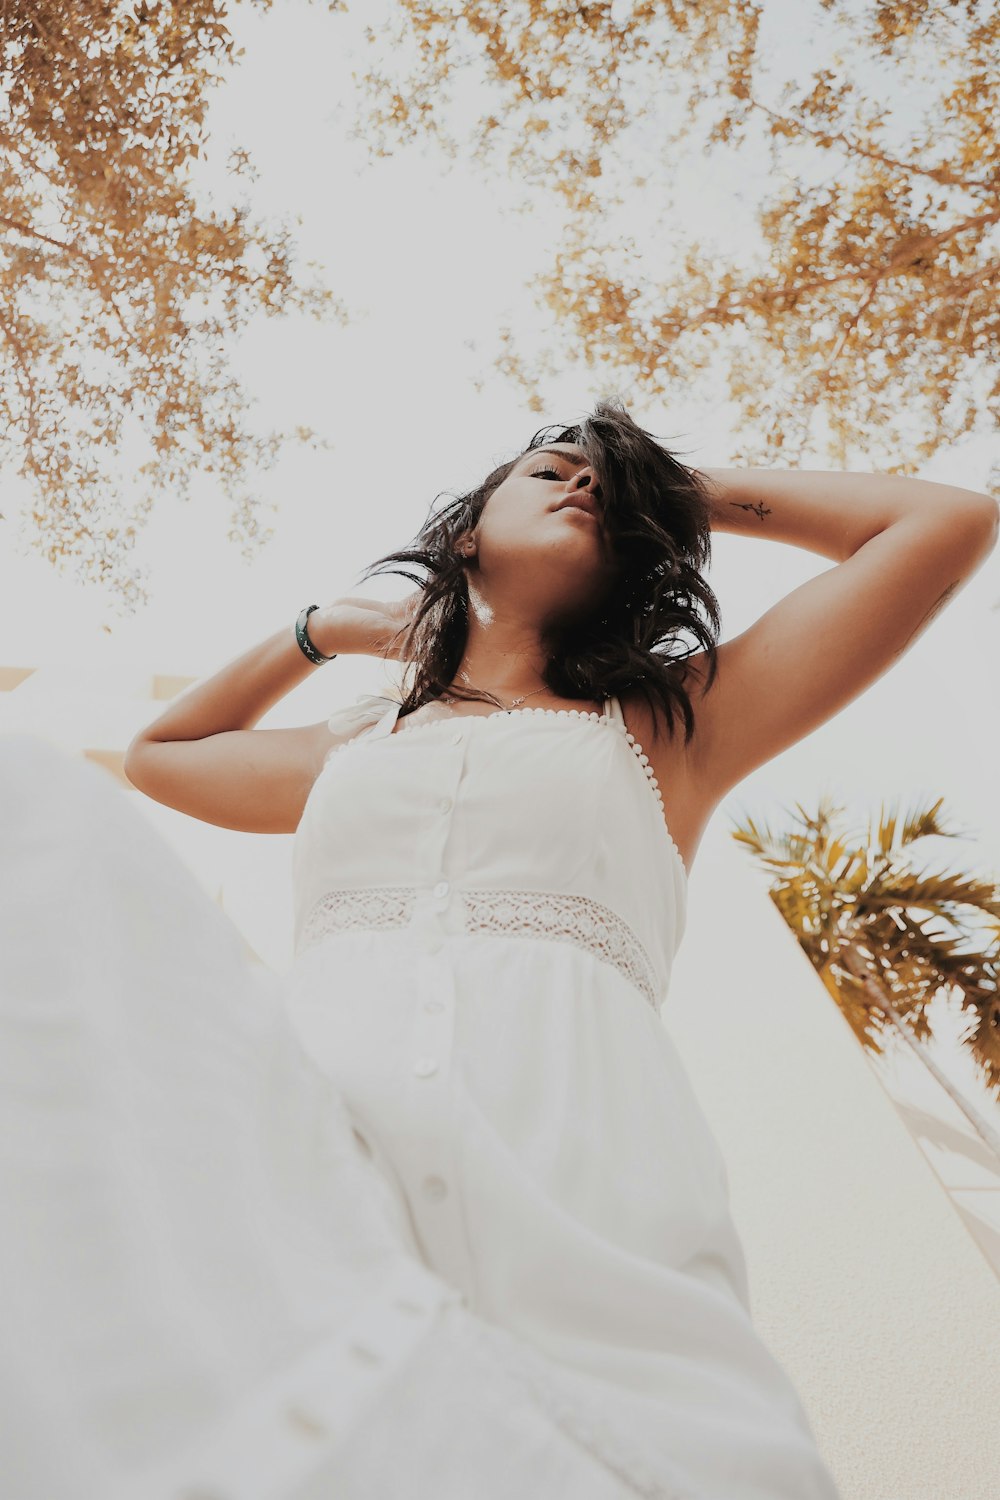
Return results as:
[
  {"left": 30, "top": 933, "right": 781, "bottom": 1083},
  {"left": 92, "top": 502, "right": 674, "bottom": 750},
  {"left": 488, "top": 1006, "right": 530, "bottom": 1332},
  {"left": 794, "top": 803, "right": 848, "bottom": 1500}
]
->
[{"left": 748, "top": 94, "right": 995, "bottom": 194}]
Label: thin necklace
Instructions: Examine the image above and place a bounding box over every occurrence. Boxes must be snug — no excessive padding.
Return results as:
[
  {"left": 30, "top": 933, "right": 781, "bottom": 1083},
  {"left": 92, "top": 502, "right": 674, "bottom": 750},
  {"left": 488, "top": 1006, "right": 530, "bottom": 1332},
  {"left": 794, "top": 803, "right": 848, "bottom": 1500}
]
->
[{"left": 451, "top": 666, "right": 550, "bottom": 713}]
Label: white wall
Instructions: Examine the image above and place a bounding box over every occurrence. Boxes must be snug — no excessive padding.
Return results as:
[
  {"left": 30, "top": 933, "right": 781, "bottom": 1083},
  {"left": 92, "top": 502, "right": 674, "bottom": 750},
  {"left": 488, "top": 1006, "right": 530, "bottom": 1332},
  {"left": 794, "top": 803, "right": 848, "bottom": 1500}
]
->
[{"left": 669, "top": 811, "right": 1000, "bottom": 1500}]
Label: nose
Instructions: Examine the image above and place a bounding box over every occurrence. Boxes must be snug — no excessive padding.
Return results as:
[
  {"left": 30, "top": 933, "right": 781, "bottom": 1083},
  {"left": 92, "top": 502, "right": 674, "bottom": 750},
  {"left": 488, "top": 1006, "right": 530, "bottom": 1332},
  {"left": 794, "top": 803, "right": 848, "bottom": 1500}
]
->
[{"left": 574, "top": 471, "right": 602, "bottom": 510}]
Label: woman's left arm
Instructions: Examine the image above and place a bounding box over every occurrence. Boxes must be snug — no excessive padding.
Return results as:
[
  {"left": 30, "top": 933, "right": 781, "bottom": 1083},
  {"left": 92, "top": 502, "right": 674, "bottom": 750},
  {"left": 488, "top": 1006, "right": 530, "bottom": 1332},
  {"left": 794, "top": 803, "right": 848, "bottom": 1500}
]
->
[
  {"left": 702, "top": 466, "right": 998, "bottom": 563},
  {"left": 689, "top": 466, "right": 999, "bottom": 797}
]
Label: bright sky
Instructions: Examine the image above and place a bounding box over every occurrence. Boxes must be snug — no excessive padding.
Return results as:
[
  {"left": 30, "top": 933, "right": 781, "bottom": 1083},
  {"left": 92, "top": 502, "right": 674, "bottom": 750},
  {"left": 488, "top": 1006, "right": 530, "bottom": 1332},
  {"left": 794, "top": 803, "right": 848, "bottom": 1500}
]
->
[{"left": 1, "top": 1, "right": 998, "bottom": 1045}]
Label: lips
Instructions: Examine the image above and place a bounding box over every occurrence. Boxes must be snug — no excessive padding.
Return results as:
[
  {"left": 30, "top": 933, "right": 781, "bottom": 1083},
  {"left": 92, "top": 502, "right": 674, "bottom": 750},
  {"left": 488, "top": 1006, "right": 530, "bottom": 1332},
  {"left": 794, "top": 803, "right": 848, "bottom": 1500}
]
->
[{"left": 555, "top": 495, "right": 599, "bottom": 520}]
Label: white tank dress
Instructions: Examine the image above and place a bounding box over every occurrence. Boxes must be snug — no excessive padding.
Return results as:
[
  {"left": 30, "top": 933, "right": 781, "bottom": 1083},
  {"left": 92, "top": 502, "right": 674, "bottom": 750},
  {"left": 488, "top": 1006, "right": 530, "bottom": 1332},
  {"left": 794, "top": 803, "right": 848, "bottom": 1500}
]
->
[
  {"left": 0, "top": 695, "right": 843, "bottom": 1500},
  {"left": 289, "top": 689, "right": 840, "bottom": 1497}
]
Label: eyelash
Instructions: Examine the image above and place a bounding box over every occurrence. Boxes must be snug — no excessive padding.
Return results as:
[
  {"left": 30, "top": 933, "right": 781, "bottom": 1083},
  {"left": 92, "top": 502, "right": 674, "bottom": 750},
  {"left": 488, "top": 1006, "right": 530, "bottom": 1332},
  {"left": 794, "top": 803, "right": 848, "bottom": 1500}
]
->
[{"left": 530, "top": 467, "right": 562, "bottom": 479}]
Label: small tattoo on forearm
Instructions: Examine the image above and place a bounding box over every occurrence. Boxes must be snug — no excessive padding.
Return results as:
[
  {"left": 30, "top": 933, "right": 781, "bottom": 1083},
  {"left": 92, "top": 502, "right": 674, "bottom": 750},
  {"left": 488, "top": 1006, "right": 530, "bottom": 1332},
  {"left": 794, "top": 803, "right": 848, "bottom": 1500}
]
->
[{"left": 731, "top": 499, "right": 771, "bottom": 521}]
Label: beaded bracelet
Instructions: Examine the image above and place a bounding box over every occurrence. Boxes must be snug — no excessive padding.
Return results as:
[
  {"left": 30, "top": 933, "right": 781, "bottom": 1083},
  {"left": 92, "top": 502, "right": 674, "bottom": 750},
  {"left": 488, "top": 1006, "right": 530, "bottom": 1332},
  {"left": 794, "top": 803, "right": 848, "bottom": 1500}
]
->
[{"left": 295, "top": 604, "right": 338, "bottom": 665}]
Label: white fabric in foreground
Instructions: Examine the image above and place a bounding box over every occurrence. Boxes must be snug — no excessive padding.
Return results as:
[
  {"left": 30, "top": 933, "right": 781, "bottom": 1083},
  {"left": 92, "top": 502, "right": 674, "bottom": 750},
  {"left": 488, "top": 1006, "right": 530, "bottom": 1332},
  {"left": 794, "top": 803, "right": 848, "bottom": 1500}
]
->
[{"left": 0, "top": 733, "right": 697, "bottom": 1500}]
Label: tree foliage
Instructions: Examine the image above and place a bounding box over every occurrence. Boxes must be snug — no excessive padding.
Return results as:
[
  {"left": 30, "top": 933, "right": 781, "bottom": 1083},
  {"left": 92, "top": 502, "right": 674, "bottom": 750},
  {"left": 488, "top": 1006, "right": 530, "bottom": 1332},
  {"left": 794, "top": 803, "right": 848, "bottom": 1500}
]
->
[
  {"left": 3, "top": 1, "right": 997, "bottom": 607},
  {"left": 0, "top": 0, "right": 346, "bottom": 609},
  {"left": 350, "top": 0, "right": 999, "bottom": 480},
  {"left": 731, "top": 791, "right": 1000, "bottom": 1095}
]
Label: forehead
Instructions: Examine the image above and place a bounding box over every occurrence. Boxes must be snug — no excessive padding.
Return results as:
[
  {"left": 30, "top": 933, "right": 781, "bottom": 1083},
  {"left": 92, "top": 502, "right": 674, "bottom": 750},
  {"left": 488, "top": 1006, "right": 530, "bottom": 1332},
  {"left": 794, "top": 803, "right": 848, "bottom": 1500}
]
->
[{"left": 516, "top": 443, "right": 587, "bottom": 466}]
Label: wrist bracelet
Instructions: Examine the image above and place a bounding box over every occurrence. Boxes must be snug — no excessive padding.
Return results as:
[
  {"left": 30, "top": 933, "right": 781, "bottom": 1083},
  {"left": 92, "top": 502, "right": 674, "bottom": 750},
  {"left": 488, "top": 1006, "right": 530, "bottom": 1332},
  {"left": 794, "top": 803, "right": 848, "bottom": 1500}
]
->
[{"left": 295, "top": 604, "right": 338, "bottom": 665}]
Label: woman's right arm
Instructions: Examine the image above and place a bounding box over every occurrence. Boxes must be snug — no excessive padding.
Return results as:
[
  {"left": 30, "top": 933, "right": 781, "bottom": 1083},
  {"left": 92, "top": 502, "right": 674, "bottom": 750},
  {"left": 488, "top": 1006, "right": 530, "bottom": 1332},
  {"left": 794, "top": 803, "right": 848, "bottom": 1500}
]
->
[{"left": 122, "top": 593, "right": 421, "bottom": 835}]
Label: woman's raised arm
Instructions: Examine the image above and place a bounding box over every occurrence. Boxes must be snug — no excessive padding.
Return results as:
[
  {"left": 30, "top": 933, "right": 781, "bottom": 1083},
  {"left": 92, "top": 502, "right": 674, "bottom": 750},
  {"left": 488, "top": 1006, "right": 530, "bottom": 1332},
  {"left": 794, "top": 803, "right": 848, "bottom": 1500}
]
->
[
  {"left": 685, "top": 467, "right": 998, "bottom": 799},
  {"left": 122, "top": 591, "right": 422, "bottom": 834}
]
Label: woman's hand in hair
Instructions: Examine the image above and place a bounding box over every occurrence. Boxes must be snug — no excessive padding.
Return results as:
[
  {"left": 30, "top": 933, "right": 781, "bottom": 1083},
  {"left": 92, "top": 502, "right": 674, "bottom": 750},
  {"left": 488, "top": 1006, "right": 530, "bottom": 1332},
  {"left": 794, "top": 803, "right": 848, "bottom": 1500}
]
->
[
  {"left": 311, "top": 591, "right": 425, "bottom": 662},
  {"left": 377, "top": 588, "right": 426, "bottom": 661}
]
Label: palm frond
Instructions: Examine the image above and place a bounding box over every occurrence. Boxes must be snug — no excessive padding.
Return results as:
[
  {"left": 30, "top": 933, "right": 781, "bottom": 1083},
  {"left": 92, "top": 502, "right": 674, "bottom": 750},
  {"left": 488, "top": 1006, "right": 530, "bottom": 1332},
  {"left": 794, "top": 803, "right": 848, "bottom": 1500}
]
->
[{"left": 732, "top": 790, "right": 1000, "bottom": 1100}]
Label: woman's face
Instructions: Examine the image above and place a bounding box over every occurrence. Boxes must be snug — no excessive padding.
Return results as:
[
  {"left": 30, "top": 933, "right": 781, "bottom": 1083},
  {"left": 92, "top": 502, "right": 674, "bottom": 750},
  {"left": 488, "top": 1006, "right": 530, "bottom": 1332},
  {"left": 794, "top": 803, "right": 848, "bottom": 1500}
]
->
[{"left": 464, "top": 442, "right": 619, "bottom": 625}]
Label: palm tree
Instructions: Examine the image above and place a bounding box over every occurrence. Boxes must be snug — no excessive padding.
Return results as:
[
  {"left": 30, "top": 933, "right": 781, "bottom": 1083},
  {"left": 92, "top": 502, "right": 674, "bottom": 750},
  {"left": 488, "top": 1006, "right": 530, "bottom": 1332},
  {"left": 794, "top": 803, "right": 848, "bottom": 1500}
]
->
[{"left": 730, "top": 794, "right": 1000, "bottom": 1160}]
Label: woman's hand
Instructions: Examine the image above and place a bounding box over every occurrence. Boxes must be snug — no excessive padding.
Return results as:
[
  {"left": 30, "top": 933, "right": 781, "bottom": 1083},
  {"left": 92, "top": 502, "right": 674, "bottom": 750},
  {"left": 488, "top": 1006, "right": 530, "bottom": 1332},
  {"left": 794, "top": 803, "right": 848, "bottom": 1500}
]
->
[
  {"left": 374, "top": 589, "right": 426, "bottom": 661},
  {"left": 309, "top": 591, "right": 425, "bottom": 661}
]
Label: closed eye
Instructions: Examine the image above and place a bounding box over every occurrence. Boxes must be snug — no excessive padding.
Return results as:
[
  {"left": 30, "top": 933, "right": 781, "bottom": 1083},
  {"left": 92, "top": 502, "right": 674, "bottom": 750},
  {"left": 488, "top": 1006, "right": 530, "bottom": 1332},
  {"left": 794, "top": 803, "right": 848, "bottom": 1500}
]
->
[{"left": 530, "top": 467, "right": 562, "bottom": 479}]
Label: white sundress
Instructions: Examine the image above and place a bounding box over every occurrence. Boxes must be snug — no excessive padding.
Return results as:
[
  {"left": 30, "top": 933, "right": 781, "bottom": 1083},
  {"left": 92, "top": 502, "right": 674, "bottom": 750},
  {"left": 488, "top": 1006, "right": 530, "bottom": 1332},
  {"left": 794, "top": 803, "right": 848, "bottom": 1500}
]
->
[{"left": 0, "top": 692, "right": 843, "bottom": 1500}]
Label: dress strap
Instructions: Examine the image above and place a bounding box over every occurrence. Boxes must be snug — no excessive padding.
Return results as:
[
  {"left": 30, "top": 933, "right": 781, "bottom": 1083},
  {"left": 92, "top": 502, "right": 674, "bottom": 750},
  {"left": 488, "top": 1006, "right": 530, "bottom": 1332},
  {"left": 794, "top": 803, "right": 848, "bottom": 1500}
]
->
[
  {"left": 366, "top": 697, "right": 403, "bottom": 740},
  {"left": 603, "top": 693, "right": 625, "bottom": 723}
]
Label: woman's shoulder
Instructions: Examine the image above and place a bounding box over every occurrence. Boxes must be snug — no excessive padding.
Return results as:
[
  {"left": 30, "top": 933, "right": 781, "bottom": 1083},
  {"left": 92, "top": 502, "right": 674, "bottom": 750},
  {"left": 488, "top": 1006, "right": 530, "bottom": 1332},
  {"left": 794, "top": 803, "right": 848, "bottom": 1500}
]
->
[{"left": 617, "top": 651, "right": 712, "bottom": 750}]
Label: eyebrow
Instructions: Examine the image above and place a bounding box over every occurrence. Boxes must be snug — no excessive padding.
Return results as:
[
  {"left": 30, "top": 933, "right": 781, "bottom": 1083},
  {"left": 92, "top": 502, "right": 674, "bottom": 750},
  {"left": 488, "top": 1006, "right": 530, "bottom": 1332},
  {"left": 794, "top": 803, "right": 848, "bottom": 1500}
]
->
[{"left": 518, "top": 447, "right": 589, "bottom": 469}]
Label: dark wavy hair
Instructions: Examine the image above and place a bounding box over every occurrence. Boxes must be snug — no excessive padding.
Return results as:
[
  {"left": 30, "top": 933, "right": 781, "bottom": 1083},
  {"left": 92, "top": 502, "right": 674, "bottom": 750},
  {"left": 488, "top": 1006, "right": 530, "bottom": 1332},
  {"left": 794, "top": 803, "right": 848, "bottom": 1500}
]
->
[{"left": 356, "top": 397, "right": 722, "bottom": 747}]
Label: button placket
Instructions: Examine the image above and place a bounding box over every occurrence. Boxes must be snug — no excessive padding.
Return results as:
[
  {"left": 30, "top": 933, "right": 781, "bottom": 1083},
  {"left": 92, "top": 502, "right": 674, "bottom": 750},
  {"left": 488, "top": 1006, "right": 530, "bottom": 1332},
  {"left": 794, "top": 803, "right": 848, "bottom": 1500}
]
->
[
  {"left": 411, "top": 739, "right": 463, "bottom": 948},
  {"left": 408, "top": 945, "right": 452, "bottom": 1100},
  {"left": 390, "top": 946, "right": 473, "bottom": 1297},
  {"left": 118, "top": 1261, "right": 461, "bottom": 1500}
]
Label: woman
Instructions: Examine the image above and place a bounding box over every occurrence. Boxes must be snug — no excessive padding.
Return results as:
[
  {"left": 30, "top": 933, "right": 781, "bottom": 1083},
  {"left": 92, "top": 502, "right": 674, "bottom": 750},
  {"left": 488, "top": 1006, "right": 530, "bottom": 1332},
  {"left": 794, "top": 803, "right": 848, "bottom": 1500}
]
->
[{"left": 2, "top": 400, "right": 995, "bottom": 1499}]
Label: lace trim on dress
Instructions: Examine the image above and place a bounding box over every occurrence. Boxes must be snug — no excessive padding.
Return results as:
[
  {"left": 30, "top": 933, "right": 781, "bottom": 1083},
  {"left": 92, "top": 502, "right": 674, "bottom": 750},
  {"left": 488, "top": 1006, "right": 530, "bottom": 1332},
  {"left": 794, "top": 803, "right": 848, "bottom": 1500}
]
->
[
  {"left": 301, "top": 885, "right": 419, "bottom": 940},
  {"left": 461, "top": 888, "right": 660, "bottom": 1008},
  {"left": 389, "top": 705, "right": 608, "bottom": 737},
  {"left": 297, "top": 885, "right": 663, "bottom": 1011}
]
